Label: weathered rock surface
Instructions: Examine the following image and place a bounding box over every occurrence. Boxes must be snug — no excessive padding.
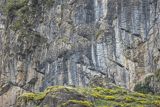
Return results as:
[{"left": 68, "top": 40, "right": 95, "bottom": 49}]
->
[{"left": 0, "top": 0, "right": 160, "bottom": 106}]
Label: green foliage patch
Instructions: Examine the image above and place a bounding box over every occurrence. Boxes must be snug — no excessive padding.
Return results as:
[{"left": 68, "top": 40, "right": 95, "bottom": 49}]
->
[{"left": 18, "top": 85, "right": 160, "bottom": 107}]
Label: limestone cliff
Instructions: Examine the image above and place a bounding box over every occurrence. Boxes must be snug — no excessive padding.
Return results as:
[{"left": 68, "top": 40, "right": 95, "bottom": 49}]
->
[{"left": 0, "top": 0, "right": 160, "bottom": 107}]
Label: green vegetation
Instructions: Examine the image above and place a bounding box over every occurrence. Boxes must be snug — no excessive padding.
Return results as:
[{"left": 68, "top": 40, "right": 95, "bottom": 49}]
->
[
  {"left": 3, "top": 0, "right": 28, "bottom": 15},
  {"left": 134, "top": 76, "right": 152, "bottom": 94},
  {"left": 134, "top": 82, "right": 153, "bottom": 94},
  {"left": 134, "top": 69, "right": 160, "bottom": 94},
  {"left": 155, "top": 69, "right": 160, "bottom": 81},
  {"left": 18, "top": 85, "right": 160, "bottom": 107},
  {"left": 19, "top": 86, "right": 66, "bottom": 101},
  {"left": 20, "top": 92, "right": 46, "bottom": 101},
  {"left": 1, "top": 0, "right": 55, "bottom": 14},
  {"left": 1, "top": 0, "right": 55, "bottom": 32},
  {"left": 62, "top": 100, "right": 93, "bottom": 107}
]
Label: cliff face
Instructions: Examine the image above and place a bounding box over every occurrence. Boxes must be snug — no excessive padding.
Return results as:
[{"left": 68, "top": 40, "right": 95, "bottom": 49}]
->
[{"left": 0, "top": 0, "right": 160, "bottom": 106}]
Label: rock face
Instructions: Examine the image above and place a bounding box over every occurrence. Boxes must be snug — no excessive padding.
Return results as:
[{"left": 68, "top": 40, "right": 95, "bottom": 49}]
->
[{"left": 0, "top": 0, "right": 160, "bottom": 106}]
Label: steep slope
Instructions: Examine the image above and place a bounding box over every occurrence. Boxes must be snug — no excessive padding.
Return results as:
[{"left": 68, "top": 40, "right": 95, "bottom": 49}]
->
[{"left": 0, "top": 0, "right": 160, "bottom": 106}]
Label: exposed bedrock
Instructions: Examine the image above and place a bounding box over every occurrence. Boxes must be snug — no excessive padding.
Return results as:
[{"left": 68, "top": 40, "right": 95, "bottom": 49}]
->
[{"left": 0, "top": 0, "right": 160, "bottom": 106}]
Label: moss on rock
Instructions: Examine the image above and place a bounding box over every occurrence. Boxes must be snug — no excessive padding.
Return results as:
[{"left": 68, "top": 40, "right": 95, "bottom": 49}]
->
[
  {"left": 62, "top": 100, "right": 93, "bottom": 107},
  {"left": 155, "top": 69, "right": 160, "bottom": 81},
  {"left": 20, "top": 92, "right": 46, "bottom": 101},
  {"left": 3, "top": 0, "right": 28, "bottom": 15},
  {"left": 17, "top": 85, "right": 160, "bottom": 107}
]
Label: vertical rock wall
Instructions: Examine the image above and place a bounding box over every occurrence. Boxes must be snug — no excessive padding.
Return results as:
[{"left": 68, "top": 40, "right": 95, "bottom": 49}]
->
[{"left": 0, "top": 0, "right": 160, "bottom": 106}]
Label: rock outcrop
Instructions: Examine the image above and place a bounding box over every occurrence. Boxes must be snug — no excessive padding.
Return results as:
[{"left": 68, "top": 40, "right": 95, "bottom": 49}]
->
[
  {"left": 0, "top": 0, "right": 160, "bottom": 106},
  {"left": 16, "top": 85, "right": 160, "bottom": 107}
]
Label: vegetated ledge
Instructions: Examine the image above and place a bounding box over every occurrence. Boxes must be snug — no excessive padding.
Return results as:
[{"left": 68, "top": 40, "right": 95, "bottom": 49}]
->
[{"left": 16, "top": 85, "right": 160, "bottom": 107}]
